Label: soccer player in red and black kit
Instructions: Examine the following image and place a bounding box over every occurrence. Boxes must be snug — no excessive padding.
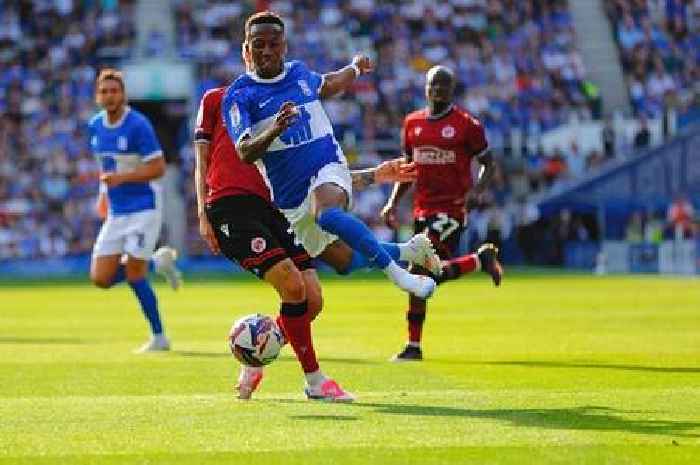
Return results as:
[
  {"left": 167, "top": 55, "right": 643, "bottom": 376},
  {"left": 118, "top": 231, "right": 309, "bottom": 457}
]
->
[
  {"left": 194, "top": 58, "right": 424, "bottom": 400},
  {"left": 381, "top": 65, "right": 504, "bottom": 362}
]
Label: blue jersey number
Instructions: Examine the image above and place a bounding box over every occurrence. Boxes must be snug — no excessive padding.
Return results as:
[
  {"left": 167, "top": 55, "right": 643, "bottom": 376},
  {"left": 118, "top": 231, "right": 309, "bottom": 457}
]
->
[{"left": 279, "top": 106, "right": 312, "bottom": 146}]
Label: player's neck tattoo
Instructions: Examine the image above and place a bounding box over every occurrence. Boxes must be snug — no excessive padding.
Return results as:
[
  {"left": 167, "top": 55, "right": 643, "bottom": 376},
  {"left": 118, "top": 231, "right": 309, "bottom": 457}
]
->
[{"left": 427, "top": 103, "right": 453, "bottom": 120}]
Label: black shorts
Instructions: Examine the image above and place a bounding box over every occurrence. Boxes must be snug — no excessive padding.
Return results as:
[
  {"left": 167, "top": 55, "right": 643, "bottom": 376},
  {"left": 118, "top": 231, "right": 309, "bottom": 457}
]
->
[
  {"left": 206, "top": 195, "right": 313, "bottom": 279},
  {"left": 414, "top": 213, "right": 464, "bottom": 260}
]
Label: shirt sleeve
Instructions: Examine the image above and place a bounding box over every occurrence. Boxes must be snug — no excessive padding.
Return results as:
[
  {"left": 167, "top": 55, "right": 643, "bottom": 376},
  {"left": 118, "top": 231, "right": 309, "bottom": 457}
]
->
[
  {"left": 222, "top": 88, "right": 252, "bottom": 146},
  {"left": 464, "top": 113, "right": 489, "bottom": 158},
  {"left": 401, "top": 118, "right": 413, "bottom": 161},
  {"left": 304, "top": 64, "right": 324, "bottom": 96},
  {"left": 136, "top": 117, "right": 163, "bottom": 161},
  {"left": 194, "top": 91, "right": 215, "bottom": 144}
]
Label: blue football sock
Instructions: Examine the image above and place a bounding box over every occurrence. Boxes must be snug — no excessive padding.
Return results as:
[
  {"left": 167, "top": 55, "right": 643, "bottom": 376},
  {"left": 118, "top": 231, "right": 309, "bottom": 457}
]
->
[
  {"left": 381, "top": 242, "right": 401, "bottom": 262},
  {"left": 110, "top": 265, "right": 126, "bottom": 286},
  {"left": 128, "top": 278, "right": 163, "bottom": 336},
  {"left": 316, "top": 207, "right": 393, "bottom": 269},
  {"left": 110, "top": 260, "right": 155, "bottom": 287},
  {"left": 343, "top": 242, "right": 402, "bottom": 274}
]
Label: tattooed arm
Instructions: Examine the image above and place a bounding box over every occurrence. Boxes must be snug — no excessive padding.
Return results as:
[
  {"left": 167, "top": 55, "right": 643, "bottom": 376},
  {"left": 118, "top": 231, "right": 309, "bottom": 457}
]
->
[{"left": 350, "top": 158, "right": 416, "bottom": 192}]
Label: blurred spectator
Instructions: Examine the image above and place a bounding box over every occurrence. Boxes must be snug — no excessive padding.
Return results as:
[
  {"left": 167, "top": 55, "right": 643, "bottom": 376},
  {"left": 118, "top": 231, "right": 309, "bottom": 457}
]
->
[
  {"left": 667, "top": 195, "right": 695, "bottom": 239},
  {"left": 543, "top": 148, "right": 568, "bottom": 186},
  {"left": 602, "top": 115, "right": 617, "bottom": 158},
  {"left": 625, "top": 211, "right": 644, "bottom": 241},
  {"left": 633, "top": 115, "right": 651, "bottom": 148}
]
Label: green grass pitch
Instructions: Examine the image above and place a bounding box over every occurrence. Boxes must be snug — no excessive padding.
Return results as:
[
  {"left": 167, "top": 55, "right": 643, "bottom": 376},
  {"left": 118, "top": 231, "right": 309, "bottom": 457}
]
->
[{"left": 1, "top": 272, "right": 698, "bottom": 464}]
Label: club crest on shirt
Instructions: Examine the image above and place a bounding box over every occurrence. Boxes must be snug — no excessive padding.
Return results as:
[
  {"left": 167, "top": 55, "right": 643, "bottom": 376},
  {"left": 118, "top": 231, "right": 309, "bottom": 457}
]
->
[
  {"left": 251, "top": 237, "right": 266, "bottom": 253},
  {"left": 298, "top": 80, "right": 312, "bottom": 97},
  {"left": 441, "top": 125, "right": 455, "bottom": 139},
  {"left": 220, "top": 224, "right": 229, "bottom": 237},
  {"left": 414, "top": 126, "right": 423, "bottom": 136},
  {"left": 229, "top": 102, "right": 241, "bottom": 129},
  {"left": 117, "top": 136, "right": 128, "bottom": 151}
]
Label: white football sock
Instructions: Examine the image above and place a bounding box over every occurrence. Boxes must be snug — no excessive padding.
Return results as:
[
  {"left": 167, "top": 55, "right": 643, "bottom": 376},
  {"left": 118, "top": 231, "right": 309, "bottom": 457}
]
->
[{"left": 305, "top": 370, "right": 326, "bottom": 386}]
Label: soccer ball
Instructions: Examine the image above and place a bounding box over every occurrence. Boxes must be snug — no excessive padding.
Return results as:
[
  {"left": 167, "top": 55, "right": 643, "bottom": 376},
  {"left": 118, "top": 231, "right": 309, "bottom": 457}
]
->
[{"left": 228, "top": 314, "right": 285, "bottom": 367}]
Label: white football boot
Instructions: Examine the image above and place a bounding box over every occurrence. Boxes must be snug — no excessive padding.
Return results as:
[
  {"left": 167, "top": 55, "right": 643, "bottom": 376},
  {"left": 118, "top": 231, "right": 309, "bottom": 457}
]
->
[
  {"left": 152, "top": 246, "right": 183, "bottom": 290},
  {"left": 403, "top": 233, "right": 442, "bottom": 276},
  {"left": 133, "top": 334, "right": 171, "bottom": 353}
]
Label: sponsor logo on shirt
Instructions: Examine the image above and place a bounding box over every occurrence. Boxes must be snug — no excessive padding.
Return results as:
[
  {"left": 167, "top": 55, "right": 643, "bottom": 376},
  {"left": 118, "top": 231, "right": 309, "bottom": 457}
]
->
[{"left": 413, "top": 146, "right": 457, "bottom": 165}]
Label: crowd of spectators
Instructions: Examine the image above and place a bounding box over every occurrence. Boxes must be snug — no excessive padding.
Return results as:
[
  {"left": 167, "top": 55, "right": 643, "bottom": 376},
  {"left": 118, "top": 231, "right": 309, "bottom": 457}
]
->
[
  {"left": 606, "top": 0, "right": 699, "bottom": 117},
  {"left": 175, "top": 0, "right": 599, "bottom": 255},
  {"left": 0, "top": 1, "right": 137, "bottom": 259},
  {"left": 1, "top": 0, "right": 695, "bottom": 262}
]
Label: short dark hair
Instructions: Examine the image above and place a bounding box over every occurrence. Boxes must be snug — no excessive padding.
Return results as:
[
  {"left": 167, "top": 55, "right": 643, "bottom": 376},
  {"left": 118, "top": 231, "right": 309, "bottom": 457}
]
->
[
  {"left": 245, "top": 11, "right": 285, "bottom": 37},
  {"left": 96, "top": 68, "right": 125, "bottom": 91}
]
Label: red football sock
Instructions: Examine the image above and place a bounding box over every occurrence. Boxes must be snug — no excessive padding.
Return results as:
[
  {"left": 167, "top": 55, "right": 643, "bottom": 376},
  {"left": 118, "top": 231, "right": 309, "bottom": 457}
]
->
[
  {"left": 406, "top": 296, "right": 426, "bottom": 344},
  {"left": 447, "top": 253, "right": 478, "bottom": 275},
  {"left": 278, "top": 302, "right": 319, "bottom": 374}
]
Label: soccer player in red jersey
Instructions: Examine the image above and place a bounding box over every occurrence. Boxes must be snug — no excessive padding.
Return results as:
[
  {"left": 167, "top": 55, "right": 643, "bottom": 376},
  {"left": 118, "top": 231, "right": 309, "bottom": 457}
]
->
[
  {"left": 194, "top": 61, "right": 427, "bottom": 400},
  {"left": 381, "top": 65, "right": 504, "bottom": 361}
]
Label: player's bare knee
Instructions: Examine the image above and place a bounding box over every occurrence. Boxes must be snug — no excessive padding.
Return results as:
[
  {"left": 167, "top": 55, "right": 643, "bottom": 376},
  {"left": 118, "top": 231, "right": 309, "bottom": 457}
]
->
[
  {"left": 279, "top": 264, "right": 306, "bottom": 302},
  {"left": 90, "top": 273, "right": 112, "bottom": 289}
]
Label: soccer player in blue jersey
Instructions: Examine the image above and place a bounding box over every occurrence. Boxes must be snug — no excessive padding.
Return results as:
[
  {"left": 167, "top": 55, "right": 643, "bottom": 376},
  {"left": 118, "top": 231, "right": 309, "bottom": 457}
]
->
[
  {"left": 89, "top": 69, "right": 181, "bottom": 353},
  {"left": 223, "top": 11, "right": 437, "bottom": 302}
]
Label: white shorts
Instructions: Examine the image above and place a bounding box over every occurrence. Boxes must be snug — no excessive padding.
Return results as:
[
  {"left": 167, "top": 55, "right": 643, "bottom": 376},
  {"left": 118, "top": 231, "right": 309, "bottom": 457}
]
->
[
  {"left": 92, "top": 209, "right": 162, "bottom": 260},
  {"left": 281, "top": 162, "right": 353, "bottom": 258}
]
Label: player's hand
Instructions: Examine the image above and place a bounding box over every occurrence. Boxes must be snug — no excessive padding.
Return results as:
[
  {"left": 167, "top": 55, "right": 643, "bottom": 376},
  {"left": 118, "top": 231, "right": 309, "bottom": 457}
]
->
[
  {"left": 272, "top": 101, "right": 298, "bottom": 135},
  {"left": 374, "top": 158, "right": 417, "bottom": 184},
  {"left": 96, "top": 193, "right": 108, "bottom": 220},
  {"left": 351, "top": 54, "right": 374, "bottom": 75},
  {"left": 100, "top": 172, "right": 125, "bottom": 188},
  {"left": 380, "top": 204, "right": 399, "bottom": 229},
  {"left": 198, "top": 214, "right": 221, "bottom": 255}
]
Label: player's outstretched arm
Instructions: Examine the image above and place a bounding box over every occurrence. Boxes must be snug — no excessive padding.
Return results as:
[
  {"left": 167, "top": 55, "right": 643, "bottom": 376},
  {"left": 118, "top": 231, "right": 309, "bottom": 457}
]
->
[
  {"left": 237, "top": 101, "right": 297, "bottom": 163},
  {"left": 466, "top": 151, "right": 495, "bottom": 210},
  {"left": 319, "top": 54, "right": 373, "bottom": 99},
  {"left": 381, "top": 146, "right": 413, "bottom": 228},
  {"left": 350, "top": 158, "right": 416, "bottom": 192}
]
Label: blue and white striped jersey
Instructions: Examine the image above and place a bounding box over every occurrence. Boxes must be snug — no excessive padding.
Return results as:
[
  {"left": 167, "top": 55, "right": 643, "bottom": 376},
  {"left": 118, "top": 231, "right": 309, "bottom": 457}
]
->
[
  {"left": 222, "top": 61, "right": 346, "bottom": 209},
  {"left": 88, "top": 107, "right": 163, "bottom": 215}
]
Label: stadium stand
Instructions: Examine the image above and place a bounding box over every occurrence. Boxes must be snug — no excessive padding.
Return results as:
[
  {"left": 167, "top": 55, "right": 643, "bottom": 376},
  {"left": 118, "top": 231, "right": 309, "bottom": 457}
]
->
[
  {"left": 0, "top": 1, "right": 136, "bottom": 259},
  {"left": 605, "top": 0, "right": 699, "bottom": 117},
  {"left": 0, "top": 0, "right": 697, "bottom": 267}
]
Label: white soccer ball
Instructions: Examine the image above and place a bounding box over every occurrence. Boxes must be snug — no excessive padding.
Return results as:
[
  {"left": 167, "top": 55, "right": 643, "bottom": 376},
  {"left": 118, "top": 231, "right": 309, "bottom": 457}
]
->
[{"left": 228, "top": 314, "right": 285, "bottom": 367}]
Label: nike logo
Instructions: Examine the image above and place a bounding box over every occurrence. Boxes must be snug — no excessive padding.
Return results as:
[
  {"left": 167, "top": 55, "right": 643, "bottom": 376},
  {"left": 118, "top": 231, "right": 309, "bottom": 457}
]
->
[{"left": 259, "top": 97, "right": 274, "bottom": 108}]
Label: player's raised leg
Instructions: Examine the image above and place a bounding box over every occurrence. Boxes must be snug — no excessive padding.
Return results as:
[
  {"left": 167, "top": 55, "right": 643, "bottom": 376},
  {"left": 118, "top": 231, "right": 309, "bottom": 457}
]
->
[
  {"left": 437, "top": 243, "right": 503, "bottom": 287},
  {"left": 313, "top": 182, "right": 436, "bottom": 299}
]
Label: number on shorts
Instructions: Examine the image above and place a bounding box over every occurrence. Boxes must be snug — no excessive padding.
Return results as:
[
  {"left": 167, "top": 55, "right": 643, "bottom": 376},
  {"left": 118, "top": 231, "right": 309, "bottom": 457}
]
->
[{"left": 431, "top": 213, "right": 460, "bottom": 242}]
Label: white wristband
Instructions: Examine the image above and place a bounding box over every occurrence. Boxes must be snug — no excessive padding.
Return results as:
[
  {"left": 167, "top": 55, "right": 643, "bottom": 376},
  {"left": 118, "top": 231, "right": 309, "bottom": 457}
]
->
[{"left": 349, "top": 63, "right": 361, "bottom": 77}]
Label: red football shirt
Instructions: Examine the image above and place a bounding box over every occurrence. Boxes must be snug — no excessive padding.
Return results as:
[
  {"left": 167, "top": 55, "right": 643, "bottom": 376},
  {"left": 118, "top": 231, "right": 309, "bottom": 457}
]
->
[
  {"left": 403, "top": 105, "right": 488, "bottom": 221},
  {"left": 194, "top": 87, "right": 271, "bottom": 204}
]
